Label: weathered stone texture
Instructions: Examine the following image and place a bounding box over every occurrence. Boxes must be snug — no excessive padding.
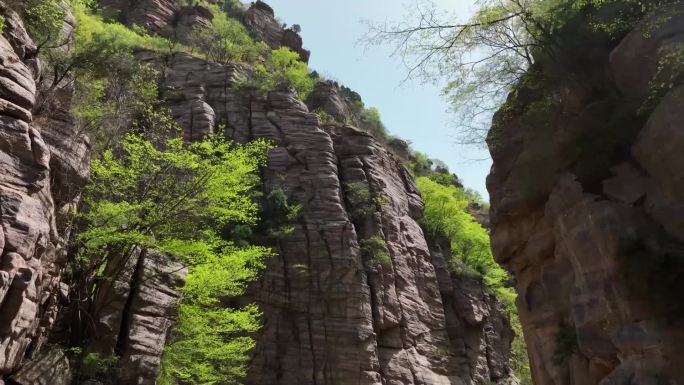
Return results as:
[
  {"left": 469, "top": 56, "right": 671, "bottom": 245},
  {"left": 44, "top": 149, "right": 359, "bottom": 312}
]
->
[
  {"left": 0, "top": 2, "right": 86, "bottom": 377},
  {"left": 89, "top": 250, "right": 187, "bottom": 385},
  {"left": 243, "top": 1, "right": 311, "bottom": 62},
  {"left": 487, "top": 5, "right": 684, "bottom": 385},
  {"left": 155, "top": 48, "right": 517, "bottom": 385}
]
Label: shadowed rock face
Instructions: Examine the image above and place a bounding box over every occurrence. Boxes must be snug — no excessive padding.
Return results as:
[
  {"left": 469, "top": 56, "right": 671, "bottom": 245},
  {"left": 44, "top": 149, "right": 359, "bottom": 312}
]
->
[
  {"left": 155, "top": 50, "right": 518, "bottom": 385},
  {"left": 0, "top": 1, "right": 88, "bottom": 376},
  {"left": 487, "top": 5, "right": 684, "bottom": 385}
]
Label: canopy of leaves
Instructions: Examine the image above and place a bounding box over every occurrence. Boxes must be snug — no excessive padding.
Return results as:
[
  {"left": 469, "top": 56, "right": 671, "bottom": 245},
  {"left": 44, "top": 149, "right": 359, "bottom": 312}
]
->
[
  {"left": 159, "top": 246, "right": 271, "bottom": 385},
  {"left": 415, "top": 176, "right": 530, "bottom": 382},
  {"left": 189, "top": 2, "right": 268, "bottom": 63},
  {"left": 79, "top": 134, "right": 270, "bottom": 266},
  {"left": 365, "top": 0, "right": 674, "bottom": 146},
  {"left": 248, "top": 47, "right": 315, "bottom": 98}
]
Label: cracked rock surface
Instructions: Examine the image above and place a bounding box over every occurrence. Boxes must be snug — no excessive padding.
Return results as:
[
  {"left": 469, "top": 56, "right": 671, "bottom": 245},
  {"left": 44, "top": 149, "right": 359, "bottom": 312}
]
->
[{"left": 487, "top": 5, "right": 684, "bottom": 385}]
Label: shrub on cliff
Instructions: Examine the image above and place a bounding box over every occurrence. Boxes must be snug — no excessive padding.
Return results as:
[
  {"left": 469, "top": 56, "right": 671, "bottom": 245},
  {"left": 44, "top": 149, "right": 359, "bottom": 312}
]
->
[
  {"left": 246, "top": 47, "right": 315, "bottom": 98},
  {"left": 76, "top": 128, "right": 272, "bottom": 384},
  {"left": 360, "top": 235, "right": 392, "bottom": 269},
  {"left": 415, "top": 176, "right": 531, "bottom": 382},
  {"left": 360, "top": 106, "right": 389, "bottom": 140},
  {"left": 190, "top": 2, "right": 268, "bottom": 63}
]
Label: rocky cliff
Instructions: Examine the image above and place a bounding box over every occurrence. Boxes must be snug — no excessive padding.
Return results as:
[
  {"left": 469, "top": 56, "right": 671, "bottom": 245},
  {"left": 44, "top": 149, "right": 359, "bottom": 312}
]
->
[
  {"left": 153, "top": 49, "right": 518, "bottom": 385},
  {"left": 0, "top": 1, "right": 519, "bottom": 384},
  {"left": 487, "top": 4, "right": 684, "bottom": 385},
  {"left": 0, "top": 2, "right": 88, "bottom": 378}
]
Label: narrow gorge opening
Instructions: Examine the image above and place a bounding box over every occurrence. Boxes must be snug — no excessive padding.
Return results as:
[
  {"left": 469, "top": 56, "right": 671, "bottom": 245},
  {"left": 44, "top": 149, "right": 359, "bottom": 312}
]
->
[{"left": 0, "top": 0, "right": 682, "bottom": 385}]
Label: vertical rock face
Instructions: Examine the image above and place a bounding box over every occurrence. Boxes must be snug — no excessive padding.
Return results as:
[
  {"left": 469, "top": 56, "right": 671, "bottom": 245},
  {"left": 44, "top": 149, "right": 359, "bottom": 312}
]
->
[
  {"left": 88, "top": 250, "right": 187, "bottom": 384},
  {"left": 0, "top": 1, "right": 88, "bottom": 377},
  {"left": 487, "top": 6, "right": 684, "bottom": 385},
  {"left": 243, "top": 1, "right": 311, "bottom": 62},
  {"left": 101, "top": 0, "right": 311, "bottom": 62},
  {"left": 155, "top": 48, "right": 518, "bottom": 384},
  {"left": 1, "top": 0, "right": 518, "bottom": 383}
]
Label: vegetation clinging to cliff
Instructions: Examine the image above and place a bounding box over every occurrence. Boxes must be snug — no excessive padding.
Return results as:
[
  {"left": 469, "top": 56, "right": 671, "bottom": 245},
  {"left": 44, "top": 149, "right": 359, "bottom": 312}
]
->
[
  {"left": 22, "top": 1, "right": 282, "bottom": 383},
  {"left": 77, "top": 130, "right": 272, "bottom": 384},
  {"left": 365, "top": 0, "right": 676, "bottom": 146},
  {"left": 415, "top": 176, "right": 530, "bottom": 383}
]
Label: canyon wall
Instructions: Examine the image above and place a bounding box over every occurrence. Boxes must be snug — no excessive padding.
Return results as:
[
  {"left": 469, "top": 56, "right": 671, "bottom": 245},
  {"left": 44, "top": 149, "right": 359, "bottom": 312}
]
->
[
  {"left": 154, "top": 47, "right": 518, "bottom": 385},
  {"left": 0, "top": 0, "right": 520, "bottom": 384},
  {"left": 487, "top": 5, "right": 684, "bottom": 385},
  {"left": 0, "top": 2, "right": 87, "bottom": 378}
]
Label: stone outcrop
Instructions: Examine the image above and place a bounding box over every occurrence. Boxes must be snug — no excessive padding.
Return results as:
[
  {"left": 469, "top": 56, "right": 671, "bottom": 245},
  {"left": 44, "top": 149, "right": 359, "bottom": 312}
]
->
[
  {"left": 154, "top": 46, "right": 518, "bottom": 384},
  {"left": 243, "top": 1, "right": 310, "bottom": 62},
  {"left": 487, "top": 5, "right": 684, "bottom": 385},
  {"left": 88, "top": 249, "right": 186, "bottom": 385},
  {"left": 305, "top": 80, "right": 362, "bottom": 126},
  {"left": 0, "top": 2, "right": 88, "bottom": 378},
  {"left": 0, "top": 0, "right": 518, "bottom": 383},
  {"left": 101, "top": 0, "right": 311, "bottom": 62},
  {"left": 9, "top": 348, "right": 71, "bottom": 385}
]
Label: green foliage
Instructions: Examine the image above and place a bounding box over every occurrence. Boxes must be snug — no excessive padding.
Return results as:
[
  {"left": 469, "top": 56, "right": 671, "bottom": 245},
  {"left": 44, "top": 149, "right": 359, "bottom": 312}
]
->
[
  {"left": 34, "top": 0, "right": 178, "bottom": 148},
  {"left": 415, "top": 176, "right": 530, "bottom": 382},
  {"left": 79, "top": 133, "right": 270, "bottom": 266},
  {"left": 261, "top": 186, "right": 303, "bottom": 241},
  {"left": 344, "top": 181, "right": 377, "bottom": 220},
  {"left": 360, "top": 106, "right": 389, "bottom": 140},
  {"left": 247, "top": 47, "right": 315, "bottom": 98},
  {"left": 417, "top": 178, "right": 503, "bottom": 282},
  {"left": 553, "top": 322, "right": 578, "bottom": 364},
  {"left": 77, "top": 353, "right": 119, "bottom": 382},
  {"left": 72, "top": 2, "right": 172, "bottom": 52},
  {"left": 25, "top": 0, "right": 67, "bottom": 50},
  {"left": 189, "top": 2, "right": 268, "bottom": 63},
  {"left": 159, "top": 247, "right": 271, "bottom": 385},
  {"left": 0, "top": 15, "right": 5, "bottom": 33},
  {"left": 314, "top": 109, "right": 342, "bottom": 125},
  {"left": 360, "top": 235, "right": 392, "bottom": 269},
  {"left": 511, "top": 318, "right": 532, "bottom": 384}
]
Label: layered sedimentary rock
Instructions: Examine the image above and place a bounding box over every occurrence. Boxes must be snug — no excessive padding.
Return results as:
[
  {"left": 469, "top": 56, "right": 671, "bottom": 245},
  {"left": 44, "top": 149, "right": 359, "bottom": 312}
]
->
[
  {"left": 0, "top": 1, "right": 87, "bottom": 377},
  {"left": 243, "top": 0, "right": 310, "bottom": 62},
  {"left": 0, "top": 0, "right": 519, "bottom": 383},
  {"left": 102, "top": 0, "right": 310, "bottom": 62},
  {"left": 154, "top": 44, "right": 517, "bottom": 384},
  {"left": 87, "top": 250, "right": 187, "bottom": 384},
  {"left": 487, "top": 5, "right": 684, "bottom": 385}
]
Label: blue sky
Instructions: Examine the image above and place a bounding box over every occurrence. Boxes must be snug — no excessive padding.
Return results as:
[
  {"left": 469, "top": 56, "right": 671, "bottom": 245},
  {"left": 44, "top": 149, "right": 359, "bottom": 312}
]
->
[{"left": 265, "top": 0, "right": 492, "bottom": 198}]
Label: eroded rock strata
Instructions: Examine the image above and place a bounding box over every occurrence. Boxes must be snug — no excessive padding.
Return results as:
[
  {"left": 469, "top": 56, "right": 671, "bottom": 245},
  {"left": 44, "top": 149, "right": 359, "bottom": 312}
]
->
[
  {"left": 0, "top": 0, "right": 519, "bottom": 384},
  {"left": 155, "top": 50, "right": 518, "bottom": 385},
  {"left": 487, "top": 5, "right": 684, "bottom": 385},
  {"left": 0, "top": 2, "right": 87, "bottom": 377}
]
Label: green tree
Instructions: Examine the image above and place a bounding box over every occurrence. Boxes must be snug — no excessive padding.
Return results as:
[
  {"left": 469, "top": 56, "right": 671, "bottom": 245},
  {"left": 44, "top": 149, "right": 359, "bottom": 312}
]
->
[
  {"left": 364, "top": 0, "right": 672, "bottom": 146},
  {"left": 250, "top": 47, "right": 315, "bottom": 98},
  {"left": 25, "top": 0, "right": 68, "bottom": 52},
  {"left": 360, "top": 106, "right": 389, "bottom": 140},
  {"left": 75, "top": 130, "right": 272, "bottom": 384},
  {"left": 189, "top": 2, "right": 268, "bottom": 63},
  {"left": 415, "top": 176, "right": 530, "bottom": 382},
  {"left": 78, "top": 132, "right": 270, "bottom": 274}
]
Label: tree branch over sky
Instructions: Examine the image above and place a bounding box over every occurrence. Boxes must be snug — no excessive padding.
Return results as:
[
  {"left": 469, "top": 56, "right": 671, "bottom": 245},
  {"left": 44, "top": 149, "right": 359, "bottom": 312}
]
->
[
  {"left": 363, "top": 0, "right": 673, "bottom": 147},
  {"left": 363, "top": 0, "right": 541, "bottom": 146}
]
